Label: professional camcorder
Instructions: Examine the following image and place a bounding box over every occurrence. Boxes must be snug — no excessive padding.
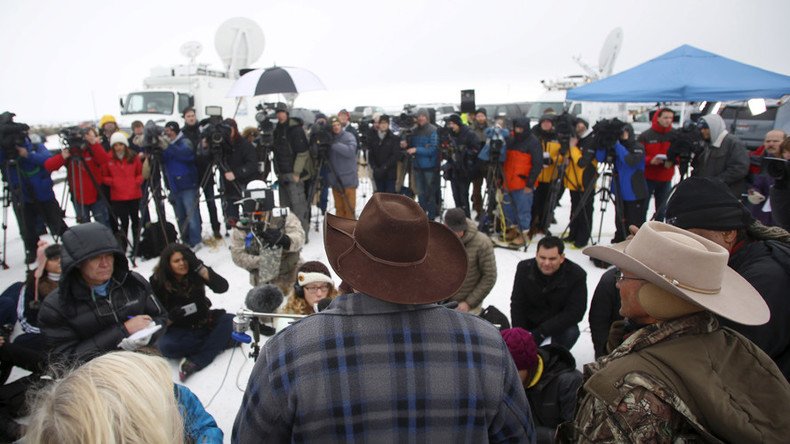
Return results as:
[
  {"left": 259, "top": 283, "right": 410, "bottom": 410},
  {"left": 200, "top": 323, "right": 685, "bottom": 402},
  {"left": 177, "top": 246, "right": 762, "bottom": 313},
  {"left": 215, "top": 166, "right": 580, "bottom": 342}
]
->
[
  {"left": 763, "top": 157, "right": 789, "bottom": 181},
  {"left": 552, "top": 112, "right": 576, "bottom": 155},
  {"left": 58, "top": 126, "right": 88, "bottom": 151},
  {"left": 592, "top": 118, "right": 626, "bottom": 164},
  {"left": 254, "top": 102, "right": 276, "bottom": 149},
  {"left": 310, "top": 120, "right": 332, "bottom": 158},
  {"left": 142, "top": 120, "right": 166, "bottom": 154},
  {"left": 667, "top": 122, "right": 706, "bottom": 163},
  {"left": 200, "top": 118, "right": 232, "bottom": 158},
  {"left": 0, "top": 112, "right": 30, "bottom": 161}
]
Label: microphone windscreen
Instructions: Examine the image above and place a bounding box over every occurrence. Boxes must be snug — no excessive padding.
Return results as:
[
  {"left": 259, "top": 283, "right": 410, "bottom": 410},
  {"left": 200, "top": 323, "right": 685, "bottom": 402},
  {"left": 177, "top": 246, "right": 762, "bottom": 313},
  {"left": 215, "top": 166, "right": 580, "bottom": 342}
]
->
[
  {"left": 245, "top": 284, "right": 284, "bottom": 313},
  {"left": 315, "top": 298, "right": 333, "bottom": 312}
]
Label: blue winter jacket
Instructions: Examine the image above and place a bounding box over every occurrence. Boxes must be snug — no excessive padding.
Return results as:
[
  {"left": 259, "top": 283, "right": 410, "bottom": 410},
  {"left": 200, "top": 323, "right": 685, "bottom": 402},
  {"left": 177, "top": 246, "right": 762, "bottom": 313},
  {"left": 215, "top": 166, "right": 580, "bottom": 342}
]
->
[
  {"left": 596, "top": 140, "right": 648, "bottom": 202},
  {"left": 175, "top": 384, "right": 223, "bottom": 443},
  {"left": 162, "top": 133, "right": 198, "bottom": 193},
  {"left": 408, "top": 123, "right": 439, "bottom": 170},
  {"left": 0, "top": 139, "right": 56, "bottom": 203},
  {"left": 327, "top": 129, "right": 359, "bottom": 189}
]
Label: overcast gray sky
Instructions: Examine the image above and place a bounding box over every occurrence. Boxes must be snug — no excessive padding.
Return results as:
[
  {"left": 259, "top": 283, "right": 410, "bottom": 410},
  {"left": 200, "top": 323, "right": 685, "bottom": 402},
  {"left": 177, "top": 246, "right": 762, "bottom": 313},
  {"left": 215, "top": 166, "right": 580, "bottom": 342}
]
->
[{"left": 2, "top": 0, "right": 789, "bottom": 124}]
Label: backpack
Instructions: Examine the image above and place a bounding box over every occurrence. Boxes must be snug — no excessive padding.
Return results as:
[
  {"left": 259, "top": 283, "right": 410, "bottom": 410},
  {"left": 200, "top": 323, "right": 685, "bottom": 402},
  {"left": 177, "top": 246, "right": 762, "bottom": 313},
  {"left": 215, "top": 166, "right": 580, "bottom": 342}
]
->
[
  {"left": 139, "top": 221, "right": 178, "bottom": 259},
  {"left": 479, "top": 305, "right": 511, "bottom": 330}
]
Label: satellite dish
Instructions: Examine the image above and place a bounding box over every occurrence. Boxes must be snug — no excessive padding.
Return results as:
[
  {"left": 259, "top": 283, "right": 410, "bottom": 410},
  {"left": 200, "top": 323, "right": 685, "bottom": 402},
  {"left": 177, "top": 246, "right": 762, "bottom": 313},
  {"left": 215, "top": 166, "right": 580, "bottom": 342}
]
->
[
  {"left": 598, "top": 27, "right": 623, "bottom": 78},
  {"left": 180, "top": 41, "right": 203, "bottom": 64},
  {"left": 215, "top": 17, "right": 265, "bottom": 78}
]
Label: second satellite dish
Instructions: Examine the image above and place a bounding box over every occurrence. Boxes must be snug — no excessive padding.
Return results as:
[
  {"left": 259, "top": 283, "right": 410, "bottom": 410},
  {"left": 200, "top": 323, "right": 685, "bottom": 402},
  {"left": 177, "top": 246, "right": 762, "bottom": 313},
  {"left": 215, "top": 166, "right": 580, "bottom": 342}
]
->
[
  {"left": 215, "top": 17, "right": 265, "bottom": 77},
  {"left": 180, "top": 41, "right": 203, "bottom": 64}
]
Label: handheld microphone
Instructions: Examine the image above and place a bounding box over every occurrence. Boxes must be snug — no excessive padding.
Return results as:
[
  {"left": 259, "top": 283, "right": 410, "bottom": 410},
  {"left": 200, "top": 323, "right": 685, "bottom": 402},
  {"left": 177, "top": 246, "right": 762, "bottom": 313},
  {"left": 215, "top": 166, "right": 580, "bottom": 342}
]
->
[{"left": 315, "top": 298, "right": 333, "bottom": 313}]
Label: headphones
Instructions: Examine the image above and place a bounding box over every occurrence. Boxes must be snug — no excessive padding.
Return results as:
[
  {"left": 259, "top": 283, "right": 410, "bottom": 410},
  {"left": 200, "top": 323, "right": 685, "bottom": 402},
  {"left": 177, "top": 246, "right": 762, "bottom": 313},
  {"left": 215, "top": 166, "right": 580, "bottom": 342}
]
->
[{"left": 294, "top": 281, "right": 305, "bottom": 299}]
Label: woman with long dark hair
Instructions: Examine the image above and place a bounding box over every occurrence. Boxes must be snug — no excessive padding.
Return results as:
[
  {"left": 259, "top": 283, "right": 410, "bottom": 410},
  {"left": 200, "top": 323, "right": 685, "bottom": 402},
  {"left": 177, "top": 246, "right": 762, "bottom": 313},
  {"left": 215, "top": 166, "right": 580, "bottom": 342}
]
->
[{"left": 150, "top": 243, "right": 233, "bottom": 381}]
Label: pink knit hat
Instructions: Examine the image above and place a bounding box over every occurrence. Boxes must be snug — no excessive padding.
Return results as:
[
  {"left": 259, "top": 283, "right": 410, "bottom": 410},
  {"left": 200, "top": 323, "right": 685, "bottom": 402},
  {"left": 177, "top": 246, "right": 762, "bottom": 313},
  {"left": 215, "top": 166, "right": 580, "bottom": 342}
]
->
[{"left": 501, "top": 328, "right": 539, "bottom": 374}]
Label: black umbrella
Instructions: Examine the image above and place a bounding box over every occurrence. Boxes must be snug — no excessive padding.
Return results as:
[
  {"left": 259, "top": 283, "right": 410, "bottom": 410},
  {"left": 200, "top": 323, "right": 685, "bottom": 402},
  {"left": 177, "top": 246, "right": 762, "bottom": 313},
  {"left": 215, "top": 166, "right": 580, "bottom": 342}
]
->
[{"left": 227, "top": 66, "right": 326, "bottom": 97}]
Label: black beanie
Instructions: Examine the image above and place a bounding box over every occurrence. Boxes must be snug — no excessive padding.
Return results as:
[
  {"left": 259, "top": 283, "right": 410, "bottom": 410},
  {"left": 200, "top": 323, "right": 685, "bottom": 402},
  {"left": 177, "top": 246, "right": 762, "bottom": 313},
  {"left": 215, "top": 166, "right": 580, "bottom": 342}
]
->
[
  {"left": 446, "top": 114, "right": 463, "bottom": 127},
  {"left": 664, "top": 177, "right": 753, "bottom": 230}
]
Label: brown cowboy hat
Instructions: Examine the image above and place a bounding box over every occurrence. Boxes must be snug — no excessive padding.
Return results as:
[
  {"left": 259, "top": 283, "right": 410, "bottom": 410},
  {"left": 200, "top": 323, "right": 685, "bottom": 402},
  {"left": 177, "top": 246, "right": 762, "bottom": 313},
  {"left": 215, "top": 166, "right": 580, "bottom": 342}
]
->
[
  {"left": 324, "top": 193, "right": 467, "bottom": 304},
  {"left": 583, "top": 221, "right": 769, "bottom": 326}
]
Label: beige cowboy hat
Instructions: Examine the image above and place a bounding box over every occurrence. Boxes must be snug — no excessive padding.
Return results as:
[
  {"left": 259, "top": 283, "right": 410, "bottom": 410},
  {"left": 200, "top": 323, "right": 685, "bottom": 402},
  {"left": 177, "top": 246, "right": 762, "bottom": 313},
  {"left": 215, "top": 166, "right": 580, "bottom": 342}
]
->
[
  {"left": 324, "top": 193, "right": 467, "bottom": 304},
  {"left": 583, "top": 221, "right": 769, "bottom": 326}
]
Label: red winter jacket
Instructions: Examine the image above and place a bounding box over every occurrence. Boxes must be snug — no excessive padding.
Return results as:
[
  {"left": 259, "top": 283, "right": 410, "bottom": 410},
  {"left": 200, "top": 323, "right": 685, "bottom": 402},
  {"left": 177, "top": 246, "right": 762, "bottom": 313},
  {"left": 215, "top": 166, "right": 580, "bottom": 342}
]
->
[
  {"left": 637, "top": 112, "right": 675, "bottom": 182},
  {"left": 101, "top": 155, "right": 143, "bottom": 201},
  {"left": 44, "top": 142, "right": 109, "bottom": 205}
]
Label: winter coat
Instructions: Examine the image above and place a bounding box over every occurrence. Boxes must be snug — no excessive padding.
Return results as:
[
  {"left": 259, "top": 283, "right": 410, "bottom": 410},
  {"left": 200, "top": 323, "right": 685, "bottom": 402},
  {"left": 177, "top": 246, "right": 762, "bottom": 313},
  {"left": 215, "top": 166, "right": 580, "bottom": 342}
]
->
[
  {"left": 692, "top": 114, "right": 749, "bottom": 197},
  {"left": 44, "top": 141, "right": 109, "bottom": 205},
  {"left": 503, "top": 125, "right": 542, "bottom": 192},
  {"left": 408, "top": 123, "right": 439, "bottom": 170},
  {"left": 101, "top": 155, "right": 143, "bottom": 201},
  {"left": 722, "top": 239, "right": 790, "bottom": 380},
  {"left": 17, "top": 274, "right": 59, "bottom": 334},
  {"left": 638, "top": 112, "right": 675, "bottom": 182},
  {"left": 477, "top": 126, "right": 509, "bottom": 163},
  {"left": 510, "top": 258, "right": 587, "bottom": 340},
  {"left": 37, "top": 223, "right": 167, "bottom": 363},
  {"left": 368, "top": 130, "right": 401, "bottom": 182},
  {"left": 450, "top": 219, "right": 496, "bottom": 309},
  {"left": 182, "top": 123, "right": 212, "bottom": 181},
  {"left": 565, "top": 312, "right": 790, "bottom": 443},
  {"left": 747, "top": 173, "right": 775, "bottom": 225},
  {"left": 563, "top": 137, "right": 598, "bottom": 192},
  {"left": 597, "top": 135, "right": 648, "bottom": 202},
  {"left": 150, "top": 267, "right": 228, "bottom": 330},
  {"left": 527, "top": 345, "right": 583, "bottom": 444},
  {"left": 446, "top": 125, "right": 481, "bottom": 182},
  {"left": 175, "top": 384, "right": 223, "bottom": 443},
  {"left": 223, "top": 136, "right": 259, "bottom": 198},
  {"left": 232, "top": 292, "right": 535, "bottom": 443},
  {"left": 0, "top": 140, "right": 57, "bottom": 203},
  {"left": 537, "top": 138, "right": 565, "bottom": 184},
  {"left": 230, "top": 212, "right": 305, "bottom": 287},
  {"left": 588, "top": 268, "right": 622, "bottom": 359},
  {"left": 272, "top": 118, "right": 309, "bottom": 175},
  {"left": 327, "top": 129, "right": 358, "bottom": 189},
  {"left": 161, "top": 133, "right": 198, "bottom": 193}
]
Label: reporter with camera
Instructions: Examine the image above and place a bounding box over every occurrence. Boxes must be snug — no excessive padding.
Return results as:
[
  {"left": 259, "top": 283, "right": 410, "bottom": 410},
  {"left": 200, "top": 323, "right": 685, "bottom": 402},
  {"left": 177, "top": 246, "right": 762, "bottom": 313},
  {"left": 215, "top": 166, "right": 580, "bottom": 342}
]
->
[
  {"left": 638, "top": 108, "right": 675, "bottom": 221},
  {"left": 150, "top": 243, "right": 232, "bottom": 381},
  {"left": 183, "top": 108, "right": 222, "bottom": 239},
  {"left": 443, "top": 114, "right": 481, "bottom": 217},
  {"left": 230, "top": 181, "right": 306, "bottom": 293},
  {"left": 691, "top": 114, "right": 749, "bottom": 198},
  {"left": 162, "top": 122, "right": 202, "bottom": 249},
  {"left": 401, "top": 108, "right": 440, "bottom": 220},
  {"left": 272, "top": 104, "right": 311, "bottom": 231},
  {"left": 530, "top": 115, "right": 564, "bottom": 237},
  {"left": 367, "top": 115, "right": 401, "bottom": 194},
  {"left": 219, "top": 119, "right": 259, "bottom": 228},
  {"left": 501, "top": 118, "right": 542, "bottom": 245},
  {"left": 44, "top": 127, "right": 111, "bottom": 228}
]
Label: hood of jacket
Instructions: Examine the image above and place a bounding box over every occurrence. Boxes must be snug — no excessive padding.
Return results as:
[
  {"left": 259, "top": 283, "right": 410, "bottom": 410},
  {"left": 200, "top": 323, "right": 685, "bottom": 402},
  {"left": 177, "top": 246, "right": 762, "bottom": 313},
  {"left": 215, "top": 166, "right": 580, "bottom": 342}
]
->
[
  {"left": 59, "top": 223, "right": 128, "bottom": 299},
  {"left": 701, "top": 114, "right": 728, "bottom": 147},
  {"left": 650, "top": 110, "right": 673, "bottom": 134}
]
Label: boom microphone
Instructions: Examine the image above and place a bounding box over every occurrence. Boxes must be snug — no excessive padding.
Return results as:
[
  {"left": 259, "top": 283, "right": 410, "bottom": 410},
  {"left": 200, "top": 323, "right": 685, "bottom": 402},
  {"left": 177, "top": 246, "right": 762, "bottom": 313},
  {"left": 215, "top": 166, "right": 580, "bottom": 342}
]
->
[{"left": 245, "top": 284, "right": 284, "bottom": 314}]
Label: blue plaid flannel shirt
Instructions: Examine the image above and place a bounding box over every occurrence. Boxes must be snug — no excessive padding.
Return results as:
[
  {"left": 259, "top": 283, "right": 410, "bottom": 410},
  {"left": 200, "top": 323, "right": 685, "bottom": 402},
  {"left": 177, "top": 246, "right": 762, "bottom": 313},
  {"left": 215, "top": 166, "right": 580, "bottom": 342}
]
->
[{"left": 233, "top": 292, "right": 535, "bottom": 443}]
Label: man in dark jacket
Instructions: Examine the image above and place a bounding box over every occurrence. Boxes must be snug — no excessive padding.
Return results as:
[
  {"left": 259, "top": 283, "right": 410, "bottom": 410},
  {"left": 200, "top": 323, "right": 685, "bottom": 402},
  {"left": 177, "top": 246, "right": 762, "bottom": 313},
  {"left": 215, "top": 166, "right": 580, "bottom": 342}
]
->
[
  {"left": 221, "top": 119, "right": 259, "bottom": 228},
  {"left": 444, "top": 114, "right": 481, "bottom": 217},
  {"left": 638, "top": 108, "right": 675, "bottom": 221},
  {"left": 182, "top": 108, "right": 221, "bottom": 238},
  {"left": 37, "top": 223, "right": 167, "bottom": 364},
  {"left": 665, "top": 177, "right": 790, "bottom": 380},
  {"left": 469, "top": 109, "right": 490, "bottom": 216},
  {"left": 588, "top": 267, "right": 622, "bottom": 358},
  {"left": 691, "top": 114, "right": 749, "bottom": 198},
  {"left": 510, "top": 236, "right": 587, "bottom": 349},
  {"left": 502, "top": 328, "right": 582, "bottom": 444},
  {"left": 272, "top": 104, "right": 310, "bottom": 231},
  {"left": 368, "top": 115, "right": 401, "bottom": 194},
  {"left": 162, "top": 122, "right": 202, "bottom": 248}
]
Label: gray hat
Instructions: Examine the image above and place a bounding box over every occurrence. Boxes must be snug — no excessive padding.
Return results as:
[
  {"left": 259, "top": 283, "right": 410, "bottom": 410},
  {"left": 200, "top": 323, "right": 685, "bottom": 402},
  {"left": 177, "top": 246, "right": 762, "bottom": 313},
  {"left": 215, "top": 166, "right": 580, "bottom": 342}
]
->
[
  {"left": 444, "top": 208, "right": 468, "bottom": 232},
  {"left": 416, "top": 108, "right": 429, "bottom": 118}
]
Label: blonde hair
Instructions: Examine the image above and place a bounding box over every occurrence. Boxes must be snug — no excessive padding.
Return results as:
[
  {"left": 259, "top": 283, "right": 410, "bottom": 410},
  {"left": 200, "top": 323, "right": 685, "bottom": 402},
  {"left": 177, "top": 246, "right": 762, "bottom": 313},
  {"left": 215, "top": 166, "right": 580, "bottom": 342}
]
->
[
  {"left": 281, "top": 287, "right": 338, "bottom": 315},
  {"left": 26, "top": 351, "right": 183, "bottom": 444}
]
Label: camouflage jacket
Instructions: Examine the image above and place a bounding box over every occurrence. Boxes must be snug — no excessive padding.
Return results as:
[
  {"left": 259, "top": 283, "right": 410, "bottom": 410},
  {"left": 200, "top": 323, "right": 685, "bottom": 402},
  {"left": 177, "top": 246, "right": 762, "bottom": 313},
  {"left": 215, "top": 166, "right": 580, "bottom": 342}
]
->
[
  {"left": 560, "top": 312, "right": 790, "bottom": 443},
  {"left": 230, "top": 211, "right": 305, "bottom": 287}
]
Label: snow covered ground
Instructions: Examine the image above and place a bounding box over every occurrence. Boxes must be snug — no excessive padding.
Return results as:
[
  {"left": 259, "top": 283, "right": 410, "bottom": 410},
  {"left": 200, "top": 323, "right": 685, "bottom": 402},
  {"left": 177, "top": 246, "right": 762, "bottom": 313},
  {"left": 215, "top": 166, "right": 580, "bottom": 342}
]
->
[{"left": 2, "top": 169, "right": 647, "bottom": 441}]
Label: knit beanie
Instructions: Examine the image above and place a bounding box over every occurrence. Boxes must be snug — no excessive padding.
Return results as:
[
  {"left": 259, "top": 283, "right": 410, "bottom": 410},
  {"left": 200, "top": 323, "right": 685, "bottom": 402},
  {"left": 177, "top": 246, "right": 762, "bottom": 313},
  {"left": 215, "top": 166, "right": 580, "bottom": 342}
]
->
[
  {"left": 110, "top": 132, "right": 129, "bottom": 148},
  {"left": 501, "top": 328, "right": 539, "bottom": 374},
  {"left": 446, "top": 114, "right": 463, "bottom": 127},
  {"left": 664, "top": 177, "right": 753, "bottom": 230},
  {"left": 444, "top": 208, "right": 467, "bottom": 232},
  {"left": 297, "top": 261, "right": 334, "bottom": 287}
]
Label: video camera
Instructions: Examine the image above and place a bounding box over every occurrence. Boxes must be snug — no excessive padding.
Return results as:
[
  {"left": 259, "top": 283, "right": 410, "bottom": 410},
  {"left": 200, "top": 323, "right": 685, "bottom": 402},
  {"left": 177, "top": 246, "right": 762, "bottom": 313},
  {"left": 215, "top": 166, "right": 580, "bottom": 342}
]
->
[
  {"left": 486, "top": 124, "right": 506, "bottom": 162},
  {"left": 667, "top": 122, "right": 705, "bottom": 164},
  {"left": 552, "top": 112, "right": 577, "bottom": 155},
  {"left": 142, "top": 120, "right": 166, "bottom": 154},
  {"left": 254, "top": 102, "right": 276, "bottom": 149},
  {"left": 0, "top": 112, "right": 30, "bottom": 162},
  {"left": 592, "top": 118, "right": 627, "bottom": 164},
  {"left": 357, "top": 116, "right": 373, "bottom": 149},
  {"left": 763, "top": 157, "right": 789, "bottom": 181},
  {"left": 58, "top": 126, "right": 88, "bottom": 151}
]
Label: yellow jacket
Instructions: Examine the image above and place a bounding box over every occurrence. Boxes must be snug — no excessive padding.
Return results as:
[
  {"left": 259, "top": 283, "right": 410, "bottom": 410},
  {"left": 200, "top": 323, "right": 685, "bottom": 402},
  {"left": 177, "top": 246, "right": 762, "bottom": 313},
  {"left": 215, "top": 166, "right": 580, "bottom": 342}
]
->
[
  {"left": 563, "top": 144, "right": 597, "bottom": 191},
  {"left": 537, "top": 139, "right": 565, "bottom": 183}
]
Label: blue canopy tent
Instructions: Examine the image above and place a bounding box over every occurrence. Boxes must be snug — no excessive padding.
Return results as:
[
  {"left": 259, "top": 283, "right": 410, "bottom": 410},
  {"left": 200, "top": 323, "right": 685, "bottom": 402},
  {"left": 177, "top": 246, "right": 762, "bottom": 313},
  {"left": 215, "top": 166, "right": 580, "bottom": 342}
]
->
[{"left": 567, "top": 45, "right": 790, "bottom": 102}]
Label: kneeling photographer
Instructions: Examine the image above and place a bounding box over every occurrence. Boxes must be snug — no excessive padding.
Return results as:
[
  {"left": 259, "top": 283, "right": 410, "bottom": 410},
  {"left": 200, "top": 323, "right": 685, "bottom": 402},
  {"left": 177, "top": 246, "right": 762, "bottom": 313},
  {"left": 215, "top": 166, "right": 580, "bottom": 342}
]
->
[
  {"left": 230, "top": 181, "right": 305, "bottom": 293},
  {"left": 1, "top": 112, "right": 68, "bottom": 263},
  {"left": 442, "top": 114, "right": 481, "bottom": 217}
]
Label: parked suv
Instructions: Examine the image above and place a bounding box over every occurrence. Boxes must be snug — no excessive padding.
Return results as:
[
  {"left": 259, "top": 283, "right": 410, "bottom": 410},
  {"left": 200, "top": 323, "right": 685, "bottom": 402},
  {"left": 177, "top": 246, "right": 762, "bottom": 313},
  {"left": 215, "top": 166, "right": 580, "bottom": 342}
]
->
[{"left": 718, "top": 99, "right": 790, "bottom": 149}]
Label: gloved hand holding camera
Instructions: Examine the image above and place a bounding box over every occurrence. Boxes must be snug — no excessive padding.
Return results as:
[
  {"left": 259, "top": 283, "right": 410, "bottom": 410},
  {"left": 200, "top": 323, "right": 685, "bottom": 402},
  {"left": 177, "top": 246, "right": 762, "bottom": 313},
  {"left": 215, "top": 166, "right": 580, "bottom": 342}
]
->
[{"left": 262, "top": 228, "right": 291, "bottom": 250}]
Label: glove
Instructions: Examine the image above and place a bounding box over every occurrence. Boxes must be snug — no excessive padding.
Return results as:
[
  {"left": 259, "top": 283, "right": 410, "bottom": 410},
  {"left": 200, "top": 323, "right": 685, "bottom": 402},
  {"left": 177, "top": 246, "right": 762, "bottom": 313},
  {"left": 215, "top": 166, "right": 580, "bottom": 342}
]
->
[
  {"left": 181, "top": 248, "right": 204, "bottom": 273},
  {"left": 207, "top": 308, "right": 227, "bottom": 328},
  {"left": 276, "top": 234, "right": 291, "bottom": 250},
  {"left": 261, "top": 228, "right": 284, "bottom": 247}
]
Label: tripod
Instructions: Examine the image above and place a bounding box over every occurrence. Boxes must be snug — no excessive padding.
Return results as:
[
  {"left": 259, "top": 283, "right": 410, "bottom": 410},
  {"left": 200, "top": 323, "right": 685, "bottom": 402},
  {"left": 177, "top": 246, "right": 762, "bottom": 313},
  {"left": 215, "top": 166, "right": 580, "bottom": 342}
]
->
[
  {"left": 308, "top": 149, "right": 355, "bottom": 231},
  {"left": 130, "top": 148, "right": 171, "bottom": 265}
]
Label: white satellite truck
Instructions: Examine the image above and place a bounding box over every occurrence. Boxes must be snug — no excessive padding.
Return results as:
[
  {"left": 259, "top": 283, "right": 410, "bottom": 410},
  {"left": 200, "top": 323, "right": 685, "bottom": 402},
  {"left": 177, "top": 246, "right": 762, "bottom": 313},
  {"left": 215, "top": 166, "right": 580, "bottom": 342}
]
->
[{"left": 116, "top": 17, "right": 266, "bottom": 131}]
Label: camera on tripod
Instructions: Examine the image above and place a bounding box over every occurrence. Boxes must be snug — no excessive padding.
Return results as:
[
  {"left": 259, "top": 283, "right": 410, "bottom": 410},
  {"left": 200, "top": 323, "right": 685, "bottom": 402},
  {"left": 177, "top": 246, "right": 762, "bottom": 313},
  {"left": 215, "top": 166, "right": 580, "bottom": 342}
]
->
[
  {"left": 58, "top": 126, "right": 90, "bottom": 155},
  {"left": 254, "top": 102, "right": 276, "bottom": 149},
  {"left": 142, "top": 120, "right": 165, "bottom": 154},
  {"left": 592, "top": 118, "right": 627, "bottom": 164},
  {"left": 667, "top": 122, "right": 706, "bottom": 165},
  {"left": 200, "top": 118, "right": 232, "bottom": 159},
  {"left": 487, "top": 125, "right": 506, "bottom": 163},
  {"left": 552, "top": 112, "right": 577, "bottom": 155},
  {"left": 0, "top": 112, "right": 30, "bottom": 162}
]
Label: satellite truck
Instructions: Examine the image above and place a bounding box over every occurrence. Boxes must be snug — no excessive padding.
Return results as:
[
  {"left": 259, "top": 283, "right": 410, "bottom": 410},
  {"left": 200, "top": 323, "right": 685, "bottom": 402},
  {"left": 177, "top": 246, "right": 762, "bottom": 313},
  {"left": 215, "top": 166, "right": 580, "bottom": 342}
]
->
[{"left": 116, "top": 18, "right": 266, "bottom": 131}]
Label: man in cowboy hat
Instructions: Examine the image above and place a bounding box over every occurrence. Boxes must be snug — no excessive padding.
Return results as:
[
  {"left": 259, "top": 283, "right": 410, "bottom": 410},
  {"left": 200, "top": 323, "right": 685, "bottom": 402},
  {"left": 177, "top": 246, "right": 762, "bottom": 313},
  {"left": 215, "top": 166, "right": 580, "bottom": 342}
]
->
[
  {"left": 558, "top": 221, "right": 790, "bottom": 443},
  {"left": 233, "top": 193, "right": 535, "bottom": 443}
]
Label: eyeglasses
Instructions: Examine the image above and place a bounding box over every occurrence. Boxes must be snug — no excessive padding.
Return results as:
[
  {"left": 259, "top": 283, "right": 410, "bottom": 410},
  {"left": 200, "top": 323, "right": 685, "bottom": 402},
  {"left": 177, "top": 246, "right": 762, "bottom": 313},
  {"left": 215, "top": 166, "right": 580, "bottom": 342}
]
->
[
  {"left": 303, "top": 284, "right": 331, "bottom": 293},
  {"left": 614, "top": 271, "right": 646, "bottom": 284}
]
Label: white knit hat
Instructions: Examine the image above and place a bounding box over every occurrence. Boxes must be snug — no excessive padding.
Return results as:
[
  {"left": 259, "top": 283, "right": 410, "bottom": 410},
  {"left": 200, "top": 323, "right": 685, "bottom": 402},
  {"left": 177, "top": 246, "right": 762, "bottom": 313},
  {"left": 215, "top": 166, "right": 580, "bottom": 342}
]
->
[
  {"left": 109, "top": 132, "right": 128, "bottom": 148},
  {"left": 297, "top": 271, "right": 334, "bottom": 287}
]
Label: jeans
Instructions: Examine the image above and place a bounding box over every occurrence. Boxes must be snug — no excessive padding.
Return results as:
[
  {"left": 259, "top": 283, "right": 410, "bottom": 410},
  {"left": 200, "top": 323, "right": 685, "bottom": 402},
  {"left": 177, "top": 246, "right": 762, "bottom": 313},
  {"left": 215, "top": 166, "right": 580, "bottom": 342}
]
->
[
  {"left": 503, "top": 188, "right": 534, "bottom": 231},
  {"left": 156, "top": 313, "right": 235, "bottom": 370},
  {"left": 414, "top": 168, "right": 438, "bottom": 220},
  {"left": 374, "top": 178, "right": 396, "bottom": 194},
  {"left": 550, "top": 324, "right": 580, "bottom": 350},
  {"left": 74, "top": 199, "right": 111, "bottom": 228},
  {"left": 646, "top": 179, "right": 672, "bottom": 222},
  {"left": 170, "top": 188, "right": 202, "bottom": 247},
  {"left": 450, "top": 179, "right": 471, "bottom": 217}
]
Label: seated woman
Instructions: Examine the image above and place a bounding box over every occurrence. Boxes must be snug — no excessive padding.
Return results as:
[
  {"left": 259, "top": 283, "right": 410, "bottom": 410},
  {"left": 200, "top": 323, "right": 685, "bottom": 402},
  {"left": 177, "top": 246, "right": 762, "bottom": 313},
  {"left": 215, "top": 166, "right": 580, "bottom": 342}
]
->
[
  {"left": 150, "top": 243, "right": 233, "bottom": 382},
  {"left": 25, "top": 351, "right": 222, "bottom": 444},
  {"left": 281, "top": 261, "right": 338, "bottom": 315}
]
